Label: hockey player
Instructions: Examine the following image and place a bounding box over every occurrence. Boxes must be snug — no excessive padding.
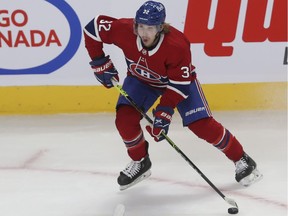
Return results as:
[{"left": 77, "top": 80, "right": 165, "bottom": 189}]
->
[{"left": 83, "top": 1, "right": 262, "bottom": 190}]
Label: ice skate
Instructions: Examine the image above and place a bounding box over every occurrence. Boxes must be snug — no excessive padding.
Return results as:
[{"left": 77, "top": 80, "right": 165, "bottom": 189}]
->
[
  {"left": 235, "top": 152, "right": 263, "bottom": 186},
  {"left": 117, "top": 155, "right": 152, "bottom": 190}
]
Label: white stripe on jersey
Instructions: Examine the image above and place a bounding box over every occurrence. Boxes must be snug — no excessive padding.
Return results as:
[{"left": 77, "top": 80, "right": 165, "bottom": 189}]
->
[
  {"left": 169, "top": 79, "right": 191, "bottom": 85},
  {"left": 84, "top": 15, "right": 102, "bottom": 42},
  {"left": 167, "top": 85, "right": 189, "bottom": 99}
]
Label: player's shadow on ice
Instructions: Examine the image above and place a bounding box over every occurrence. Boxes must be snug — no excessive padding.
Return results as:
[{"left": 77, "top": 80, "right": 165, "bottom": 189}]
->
[{"left": 115, "top": 182, "right": 242, "bottom": 210}]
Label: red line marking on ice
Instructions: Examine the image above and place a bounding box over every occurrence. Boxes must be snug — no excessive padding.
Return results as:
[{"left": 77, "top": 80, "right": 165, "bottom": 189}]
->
[
  {"left": 20, "top": 149, "right": 48, "bottom": 168},
  {"left": 0, "top": 165, "right": 286, "bottom": 210},
  {"left": 149, "top": 176, "right": 287, "bottom": 210}
]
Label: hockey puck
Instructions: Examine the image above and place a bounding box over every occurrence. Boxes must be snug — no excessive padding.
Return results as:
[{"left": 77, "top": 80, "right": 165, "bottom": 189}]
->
[{"left": 228, "top": 207, "right": 239, "bottom": 214}]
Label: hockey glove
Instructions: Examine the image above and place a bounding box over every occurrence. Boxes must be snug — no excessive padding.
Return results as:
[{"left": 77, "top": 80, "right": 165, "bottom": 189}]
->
[
  {"left": 146, "top": 106, "right": 174, "bottom": 142},
  {"left": 90, "top": 55, "right": 119, "bottom": 88}
]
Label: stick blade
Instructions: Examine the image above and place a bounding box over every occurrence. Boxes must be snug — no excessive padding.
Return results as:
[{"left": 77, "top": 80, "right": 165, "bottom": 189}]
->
[
  {"left": 224, "top": 197, "right": 238, "bottom": 209},
  {"left": 113, "top": 204, "right": 125, "bottom": 216}
]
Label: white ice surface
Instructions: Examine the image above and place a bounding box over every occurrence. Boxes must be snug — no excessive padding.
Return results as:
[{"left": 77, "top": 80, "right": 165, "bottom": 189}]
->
[{"left": 0, "top": 111, "right": 287, "bottom": 216}]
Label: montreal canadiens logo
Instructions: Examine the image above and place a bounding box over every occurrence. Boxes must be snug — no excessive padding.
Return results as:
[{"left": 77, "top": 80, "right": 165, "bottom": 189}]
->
[
  {"left": 128, "top": 62, "right": 167, "bottom": 84},
  {"left": 0, "top": 0, "right": 82, "bottom": 75}
]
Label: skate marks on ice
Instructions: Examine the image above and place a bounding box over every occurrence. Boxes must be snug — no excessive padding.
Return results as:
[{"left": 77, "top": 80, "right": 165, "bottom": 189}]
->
[{"left": 0, "top": 111, "right": 286, "bottom": 215}]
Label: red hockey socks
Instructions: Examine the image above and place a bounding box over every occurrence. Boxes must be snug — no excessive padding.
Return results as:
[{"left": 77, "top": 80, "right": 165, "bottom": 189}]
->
[
  {"left": 188, "top": 117, "right": 244, "bottom": 162},
  {"left": 115, "top": 105, "right": 148, "bottom": 161}
]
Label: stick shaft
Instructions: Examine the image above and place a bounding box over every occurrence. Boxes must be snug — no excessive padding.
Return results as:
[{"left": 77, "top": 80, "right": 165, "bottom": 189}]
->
[{"left": 112, "top": 80, "right": 238, "bottom": 208}]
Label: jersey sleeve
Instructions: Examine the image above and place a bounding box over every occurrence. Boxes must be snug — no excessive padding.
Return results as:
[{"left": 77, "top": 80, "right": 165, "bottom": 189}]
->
[
  {"left": 159, "top": 42, "right": 196, "bottom": 109},
  {"left": 83, "top": 15, "right": 117, "bottom": 59}
]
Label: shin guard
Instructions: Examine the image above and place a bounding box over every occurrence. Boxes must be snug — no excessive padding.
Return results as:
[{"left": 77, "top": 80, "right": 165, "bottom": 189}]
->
[
  {"left": 115, "top": 105, "right": 148, "bottom": 161},
  {"left": 188, "top": 117, "right": 243, "bottom": 162}
]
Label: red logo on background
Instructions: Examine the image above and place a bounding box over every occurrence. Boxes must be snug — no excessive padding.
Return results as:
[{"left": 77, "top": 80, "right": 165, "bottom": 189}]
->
[
  {"left": 184, "top": 0, "right": 287, "bottom": 56},
  {"left": 0, "top": 9, "right": 61, "bottom": 47}
]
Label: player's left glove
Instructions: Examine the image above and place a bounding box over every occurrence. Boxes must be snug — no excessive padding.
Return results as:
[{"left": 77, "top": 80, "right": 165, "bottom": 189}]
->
[
  {"left": 146, "top": 106, "right": 174, "bottom": 142},
  {"left": 89, "top": 55, "right": 119, "bottom": 88}
]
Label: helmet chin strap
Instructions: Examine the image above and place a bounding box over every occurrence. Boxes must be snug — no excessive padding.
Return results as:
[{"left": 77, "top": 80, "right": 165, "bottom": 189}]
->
[
  {"left": 153, "top": 31, "right": 161, "bottom": 43},
  {"left": 153, "top": 25, "right": 163, "bottom": 44}
]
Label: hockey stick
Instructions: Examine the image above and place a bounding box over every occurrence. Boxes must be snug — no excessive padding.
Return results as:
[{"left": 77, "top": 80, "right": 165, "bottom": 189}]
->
[{"left": 111, "top": 79, "right": 239, "bottom": 213}]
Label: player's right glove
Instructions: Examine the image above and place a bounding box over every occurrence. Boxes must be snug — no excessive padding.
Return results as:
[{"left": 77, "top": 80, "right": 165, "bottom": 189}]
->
[
  {"left": 89, "top": 55, "right": 119, "bottom": 88},
  {"left": 146, "top": 106, "right": 174, "bottom": 142}
]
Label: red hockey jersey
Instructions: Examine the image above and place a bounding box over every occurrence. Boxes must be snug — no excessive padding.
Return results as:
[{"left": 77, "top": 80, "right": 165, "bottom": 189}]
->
[{"left": 84, "top": 15, "right": 196, "bottom": 108}]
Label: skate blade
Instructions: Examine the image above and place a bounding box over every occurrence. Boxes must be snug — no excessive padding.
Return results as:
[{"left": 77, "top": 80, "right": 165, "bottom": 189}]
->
[
  {"left": 239, "top": 168, "right": 263, "bottom": 187},
  {"left": 119, "top": 169, "right": 151, "bottom": 191}
]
